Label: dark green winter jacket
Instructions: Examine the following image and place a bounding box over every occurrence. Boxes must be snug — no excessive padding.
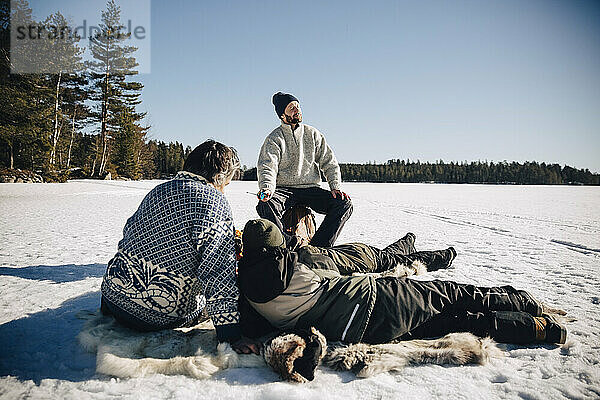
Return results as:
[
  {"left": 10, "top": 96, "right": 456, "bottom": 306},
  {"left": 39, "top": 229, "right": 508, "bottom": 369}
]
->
[
  {"left": 296, "top": 268, "right": 377, "bottom": 342},
  {"left": 297, "top": 243, "right": 378, "bottom": 275},
  {"left": 237, "top": 247, "right": 377, "bottom": 343}
]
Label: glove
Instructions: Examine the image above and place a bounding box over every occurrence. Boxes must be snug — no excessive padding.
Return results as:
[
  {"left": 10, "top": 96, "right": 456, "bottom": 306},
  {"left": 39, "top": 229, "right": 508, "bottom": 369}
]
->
[{"left": 257, "top": 189, "right": 272, "bottom": 202}]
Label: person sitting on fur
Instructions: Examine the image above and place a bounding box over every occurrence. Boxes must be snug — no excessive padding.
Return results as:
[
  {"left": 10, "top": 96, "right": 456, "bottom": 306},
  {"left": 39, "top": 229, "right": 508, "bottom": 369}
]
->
[
  {"left": 237, "top": 218, "right": 567, "bottom": 346},
  {"left": 100, "top": 140, "right": 260, "bottom": 354},
  {"left": 280, "top": 205, "right": 457, "bottom": 275}
]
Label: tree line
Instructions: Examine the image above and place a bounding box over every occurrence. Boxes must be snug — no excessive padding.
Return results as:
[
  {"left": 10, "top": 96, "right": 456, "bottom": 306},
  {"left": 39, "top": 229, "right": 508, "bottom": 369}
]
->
[
  {"left": 339, "top": 160, "right": 599, "bottom": 185},
  {"left": 0, "top": 0, "right": 192, "bottom": 181},
  {"left": 242, "top": 160, "right": 599, "bottom": 185}
]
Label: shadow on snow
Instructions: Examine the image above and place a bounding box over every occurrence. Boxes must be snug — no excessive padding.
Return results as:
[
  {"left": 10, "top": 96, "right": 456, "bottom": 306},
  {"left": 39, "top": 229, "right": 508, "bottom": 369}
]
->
[
  {"left": 0, "top": 291, "right": 100, "bottom": 383},
  {"left": 0, "top": 289, "right": 284, "bottom": 386},
  {"left": 0, "top": 264, "right": 106, "bottom": 283}
]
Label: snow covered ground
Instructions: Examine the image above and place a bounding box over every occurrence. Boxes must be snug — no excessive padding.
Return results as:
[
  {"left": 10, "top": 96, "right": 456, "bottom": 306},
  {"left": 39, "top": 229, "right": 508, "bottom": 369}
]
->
[{"left": 1, "top": 180, "right": 599, "bottom": 399}]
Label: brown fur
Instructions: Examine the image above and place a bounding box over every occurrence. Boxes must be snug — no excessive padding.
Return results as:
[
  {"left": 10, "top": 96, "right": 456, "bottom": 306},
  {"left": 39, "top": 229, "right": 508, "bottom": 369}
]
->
[
  {"left": 282, "top": 205, "right": 316, "bottom": 241},
  {"left": 263, "top": 327, "right": 328, "bottom": 382},
  {"left": 263, "top": 333, "right": 307, "bottom": 382},
  {"left": 324, "top": 332, "right": 502, "bottom": 378}
]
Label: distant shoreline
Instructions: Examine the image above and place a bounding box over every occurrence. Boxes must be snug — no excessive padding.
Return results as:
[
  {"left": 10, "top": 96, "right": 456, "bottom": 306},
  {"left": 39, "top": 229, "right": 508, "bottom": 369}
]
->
[
  {"left": 239, "top": 160, "right": 600, "bottom": 186},
  {"left": 2, "top": 166, "right": 598, "bottom": 186}
]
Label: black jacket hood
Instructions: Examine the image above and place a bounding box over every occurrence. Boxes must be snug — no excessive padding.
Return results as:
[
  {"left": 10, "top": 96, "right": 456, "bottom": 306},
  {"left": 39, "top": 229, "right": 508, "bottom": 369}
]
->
[{"left": 238, "top": 247, "right": 298, "bottom": 303}]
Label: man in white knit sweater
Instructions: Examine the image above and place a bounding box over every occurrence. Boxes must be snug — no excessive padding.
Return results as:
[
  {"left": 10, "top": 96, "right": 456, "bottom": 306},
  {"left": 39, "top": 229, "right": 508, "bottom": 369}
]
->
[{"left": 256, "top": 92, "right": 353, "bottom": 247}]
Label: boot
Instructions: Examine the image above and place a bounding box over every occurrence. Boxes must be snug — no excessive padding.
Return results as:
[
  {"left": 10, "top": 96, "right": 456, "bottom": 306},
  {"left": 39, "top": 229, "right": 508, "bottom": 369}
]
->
[
  {"left": 517, "top": 290, "right": 543, "bottom": 317},
  {"left": 445, "top": 247, "right": 457, "bottom": 268},
  {"left": 391, "top": 232, "right": 416, "bottom": 254},
  {"left": 533, "top": 314, "right": 567, "bottom": 344},
  {"left": 425, "top": 247, "right": 457, "bottom": 271},
  {"left": 403, "top": 232, "right": 416, "bottom": 253}
]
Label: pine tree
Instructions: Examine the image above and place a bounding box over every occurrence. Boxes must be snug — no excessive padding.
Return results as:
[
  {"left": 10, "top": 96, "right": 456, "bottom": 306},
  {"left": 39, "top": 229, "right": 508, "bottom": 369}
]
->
[
  {"left": 60, "top": 73, "right": 92, "bottom": 169},
  {"left": 112, "top": 111, "right": 149, "bottom": 179},
  {"left": 112, "top": 112, "right": 137, "bottom": 177},
  {"left": 88, "top": 0, "right": 145, "bottom": 177},
  {"left": 42, "top": 11, "right": 86, "bottom": 168}
]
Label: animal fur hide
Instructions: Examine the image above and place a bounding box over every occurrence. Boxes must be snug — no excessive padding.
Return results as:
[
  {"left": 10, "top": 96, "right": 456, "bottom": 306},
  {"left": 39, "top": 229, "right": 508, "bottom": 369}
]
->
[
  {"left": 324, "top": 332, "right": 502, "bottom": 378},
  {"left": 77, "top": 311, "right": 264, "bottom": 379},
  {"left": 78, "top": 311, "right": 502, "bottom": 381}
]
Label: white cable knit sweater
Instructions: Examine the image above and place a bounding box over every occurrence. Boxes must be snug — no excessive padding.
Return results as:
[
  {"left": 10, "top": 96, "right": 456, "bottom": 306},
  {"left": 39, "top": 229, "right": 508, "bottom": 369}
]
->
[{"left": 257, "top": 122, "right": 342, "bottom": 192}]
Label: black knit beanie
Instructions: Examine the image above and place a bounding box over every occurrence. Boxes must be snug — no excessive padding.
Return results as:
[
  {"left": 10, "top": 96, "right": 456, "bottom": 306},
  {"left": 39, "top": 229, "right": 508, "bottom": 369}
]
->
[
  {"left": 242, "top": 219, "right": 285, "bottom": 252},
  {"left": 272, "top": 92, "right": 299, "bottom": 118}
]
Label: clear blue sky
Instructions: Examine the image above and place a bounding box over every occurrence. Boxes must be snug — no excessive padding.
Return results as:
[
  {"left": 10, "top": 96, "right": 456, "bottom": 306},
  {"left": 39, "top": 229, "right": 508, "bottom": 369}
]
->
[{"left": 31, "top": 0, "right": 600, "bottom": 172}]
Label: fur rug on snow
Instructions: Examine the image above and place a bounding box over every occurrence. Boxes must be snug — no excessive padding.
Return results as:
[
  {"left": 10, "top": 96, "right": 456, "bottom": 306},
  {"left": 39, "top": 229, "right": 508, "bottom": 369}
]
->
[
  {"left": 324, "top": 333, "right": 502, "bottom": 378},
  {"left": 77, "top": 311, "right": 264, "bottom": 379},
  {"left": 77, "top": 311, "right": 502, "bottom": 381}
]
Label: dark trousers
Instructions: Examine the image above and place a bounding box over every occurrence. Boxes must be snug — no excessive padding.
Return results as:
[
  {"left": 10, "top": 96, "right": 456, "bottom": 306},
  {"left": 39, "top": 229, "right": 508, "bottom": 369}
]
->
[
  {"left": 362, "top": 278, "right": 543, "bottom": 344},
  {"left": 256, "top": 186, "right": 353, "bottom": 247},
  {"left": 323, "top": 235, "right": 452, "bottom": 275},
  {"left": 373, "top": 235, "right": 451, "bottom": 273},
  {"left": 399, "top": 309, "right": 543, "bottom": 345}
]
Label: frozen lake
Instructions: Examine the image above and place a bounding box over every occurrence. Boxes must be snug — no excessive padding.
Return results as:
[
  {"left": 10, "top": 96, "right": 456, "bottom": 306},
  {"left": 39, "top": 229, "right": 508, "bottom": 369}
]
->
[{"left": 1, "top": 180, "right": 599, "bottom": 399}]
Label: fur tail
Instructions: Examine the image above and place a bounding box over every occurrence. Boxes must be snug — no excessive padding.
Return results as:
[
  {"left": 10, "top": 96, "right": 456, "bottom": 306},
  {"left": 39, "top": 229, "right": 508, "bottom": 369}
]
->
[{"left": 324, "top": 332, "right": 503, "bottom": 378}]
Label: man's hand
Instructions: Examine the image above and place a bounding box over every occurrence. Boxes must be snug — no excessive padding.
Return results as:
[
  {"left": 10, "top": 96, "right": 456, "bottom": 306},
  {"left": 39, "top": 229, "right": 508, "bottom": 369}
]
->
[
  {"left": 257, "top": 189, "right": 272, "bottom": 202},
  {"left": 231, "top": 336, "right": 262, "bottom": 355},
  {"left": 331, "top": 189, "right": 350, "bottom": 201}
]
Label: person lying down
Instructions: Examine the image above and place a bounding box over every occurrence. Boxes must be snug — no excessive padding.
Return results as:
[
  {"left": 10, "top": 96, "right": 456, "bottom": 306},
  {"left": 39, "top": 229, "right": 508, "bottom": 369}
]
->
[
  {"left": 237, "top": 218, "right": 567, "bottom": 346},
  {"left": 280, "top": 205, "right": 456, "bottom": 276}
]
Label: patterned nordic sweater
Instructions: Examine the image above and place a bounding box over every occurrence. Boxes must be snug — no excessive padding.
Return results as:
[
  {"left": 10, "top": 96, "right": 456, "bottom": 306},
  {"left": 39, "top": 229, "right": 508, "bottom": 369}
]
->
[{"left": 101, "top": 171, "right": 240, "bottom": 341}]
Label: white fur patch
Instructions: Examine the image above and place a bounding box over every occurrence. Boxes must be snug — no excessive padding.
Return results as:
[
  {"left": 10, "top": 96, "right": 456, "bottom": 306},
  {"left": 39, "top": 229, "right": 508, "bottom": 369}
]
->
[
  {"left": 353, "top": 259, "right": 427, "bottom": 278},
  {"left": 77, "top": 311, "right": 263, "bottom": 379}
]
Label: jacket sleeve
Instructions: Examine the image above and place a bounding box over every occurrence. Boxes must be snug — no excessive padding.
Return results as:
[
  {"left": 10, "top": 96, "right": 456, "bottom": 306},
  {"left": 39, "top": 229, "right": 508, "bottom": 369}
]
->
[
  {"left": 257, "top": 135, "right": 281, "bottom": 192},
  {"left": 238, "top": 295, "right": 278, "bottom": 339},
  {"left": 195, "top": 194, "right": 241, "bottom": 342},
  {"left": 297, "top": 247, "right": 341, "bottom": 273},
  {"left": 314, "top": 129, "right": 342, "bottom": 191}
]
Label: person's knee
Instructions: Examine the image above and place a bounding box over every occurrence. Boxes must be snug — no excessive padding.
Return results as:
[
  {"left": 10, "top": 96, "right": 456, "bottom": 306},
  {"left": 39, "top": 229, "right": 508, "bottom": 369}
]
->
[
  {"left": 344, "top": 198, "right": 353, "bottom": 214},
  {"left": 333, "top": 197, "right": 353, "bottom": 218},
  {"left": 256, "top": 199, "right": 277, "bottom": 219},
  {"left": 256, "top": 201, "right": 267, "bottom": 217},
  {"left": 256, "top": 200, "right": 284, "bottom": 227}
]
